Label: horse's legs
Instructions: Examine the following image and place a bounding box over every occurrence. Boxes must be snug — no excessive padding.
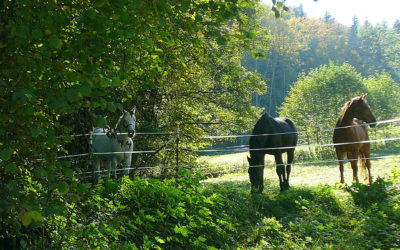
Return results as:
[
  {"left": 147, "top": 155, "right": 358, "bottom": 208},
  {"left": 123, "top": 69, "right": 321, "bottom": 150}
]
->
[
  {"left": 285, "top": 149, "right": 295, "bottom": 189},
  {"left": 336, "top": 149, "right": 345, "bottom": 183},
  {"left": 274, "top": 153, "right": 286, "bottom": 192},
  {"left": 362, "top": 144, "right": 372, "bottom": 184},
  {"left": 111, "top": 158, "right": 119, "bottom": 178},
  {"left": 123, "top": 156, "right": 131, "bottom": 176},
  {"left": 93, "top": 159, "right": 101, "bottom": 183},
  {"left": 106, "top": 160, "right": 112, "bottom": 178},
  {"left": 123, "top": 142, "right": 133, "bottom": 176},
  {"left": 347, "top": 151, "right": 359, "bottom": 183}
]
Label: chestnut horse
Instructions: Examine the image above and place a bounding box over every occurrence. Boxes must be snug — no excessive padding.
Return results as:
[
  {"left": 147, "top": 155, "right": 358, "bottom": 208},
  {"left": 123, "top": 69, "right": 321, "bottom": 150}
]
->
[
  {"left": 333, "top": 94, "right": 376, "bottom": 184},
  {"left": 247, "top": 113, "right": 297, "bottom": 193}
]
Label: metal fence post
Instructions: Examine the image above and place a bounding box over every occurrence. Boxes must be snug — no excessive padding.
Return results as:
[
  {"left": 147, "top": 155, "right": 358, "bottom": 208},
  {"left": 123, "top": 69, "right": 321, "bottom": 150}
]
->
[{"left": 175, "top": 123, "right": 180, "bottom": 175}]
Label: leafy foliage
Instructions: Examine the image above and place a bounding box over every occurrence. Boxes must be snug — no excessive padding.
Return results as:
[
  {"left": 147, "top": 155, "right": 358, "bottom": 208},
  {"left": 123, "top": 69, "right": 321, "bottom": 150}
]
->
[
  {"left": 42, "top": 169, "right": 236, "bottom": 249},
  {"left": 278, "top": 62, "right": 399, "bottom": 159},
  {"left": 363, "top": 72, "right": 400, "bottom": 120},
  {"left": 279, "top": 63, "right": 366, "bottom": 148},
  {"left": 0, "top": 0, "right": 267, "bottom": 247}
]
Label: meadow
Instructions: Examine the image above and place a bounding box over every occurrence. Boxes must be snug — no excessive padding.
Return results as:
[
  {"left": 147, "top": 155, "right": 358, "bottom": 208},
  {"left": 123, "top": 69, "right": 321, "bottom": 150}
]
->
[
  {"left": 201, "top": 150, "right": 399, "bottom": 187},
  {"left": 199, "top": 149, "right": 400, "bottom": 249}
]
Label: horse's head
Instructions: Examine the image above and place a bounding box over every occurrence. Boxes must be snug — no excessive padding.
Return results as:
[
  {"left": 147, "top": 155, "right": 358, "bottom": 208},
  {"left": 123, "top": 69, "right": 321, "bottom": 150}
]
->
[
  {"left": 247, "top": 155, "right": 264, "bottom": 193},
  {"left": 118, "top": 107, "right": 136, "bottom": 137},
  {"left": 350, "top": 94, "right": 376, "bottom": 128}
]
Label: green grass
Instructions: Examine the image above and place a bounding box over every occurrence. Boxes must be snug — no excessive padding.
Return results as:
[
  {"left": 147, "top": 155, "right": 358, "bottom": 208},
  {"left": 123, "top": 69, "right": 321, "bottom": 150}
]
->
[
  {"left": 201, "top": 168, "right": 400, "bottom": 249},
  {"left": 196, "top": 141, "right": 400, "bottom": 249},
  {"left": 199, "top": 141, "right": 400, "bottom": 187},
  {"left": 203, "top": 154, "right": 399, "bottom": 187}
]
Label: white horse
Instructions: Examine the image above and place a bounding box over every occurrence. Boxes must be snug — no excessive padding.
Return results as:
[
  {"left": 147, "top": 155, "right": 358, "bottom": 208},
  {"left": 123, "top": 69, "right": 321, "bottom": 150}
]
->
[{"left": 91, "top": 107, "right": 136, "bottom": 182}]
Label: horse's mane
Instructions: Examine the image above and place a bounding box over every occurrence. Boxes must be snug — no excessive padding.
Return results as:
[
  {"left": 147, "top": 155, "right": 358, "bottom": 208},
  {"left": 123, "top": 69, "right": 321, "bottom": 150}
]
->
[{"left": 335, "top": 99, "right": 354, "bottom": 127}]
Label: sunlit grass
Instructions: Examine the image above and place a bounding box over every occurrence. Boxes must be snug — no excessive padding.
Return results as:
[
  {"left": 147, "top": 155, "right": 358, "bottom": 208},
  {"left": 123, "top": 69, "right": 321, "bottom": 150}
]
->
[{"left": 201, "top": 143, "right": 400, "bottom": 188}]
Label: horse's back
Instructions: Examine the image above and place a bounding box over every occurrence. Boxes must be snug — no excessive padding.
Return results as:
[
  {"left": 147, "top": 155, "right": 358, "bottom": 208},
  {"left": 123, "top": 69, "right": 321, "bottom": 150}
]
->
[
  {"left": 92, "top": 128, "right": 125, "bottom": 161},
  {"left": 92, "top": 128, "right": 114, "bottom": 152},
  {"left": 273, "top": 117, "right": 298, "bottom": 147},
  {"left": 250, "top": 115, "right": 297, "bottom": 154}
]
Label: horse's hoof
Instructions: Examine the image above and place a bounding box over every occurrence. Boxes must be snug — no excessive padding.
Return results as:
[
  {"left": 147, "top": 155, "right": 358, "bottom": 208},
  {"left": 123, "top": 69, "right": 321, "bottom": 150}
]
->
[
  {"left": 251, "top": 189, "right": 263, "bottom": 194},
  {"left": 280, "top": 185, "right": 290, "bottom": 192}
]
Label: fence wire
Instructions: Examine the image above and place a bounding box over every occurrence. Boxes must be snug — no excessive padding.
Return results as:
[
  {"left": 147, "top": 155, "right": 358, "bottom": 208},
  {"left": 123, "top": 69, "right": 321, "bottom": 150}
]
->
[
  {"left": 196, "top": 118, "right": 400, "bottom": 139},
  {"left": 36, "top": 116, "right": 400, "bottom": 178}
]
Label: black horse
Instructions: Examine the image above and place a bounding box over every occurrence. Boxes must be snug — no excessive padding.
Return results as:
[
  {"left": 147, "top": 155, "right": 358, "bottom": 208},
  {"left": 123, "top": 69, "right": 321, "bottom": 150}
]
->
[{"left": 247, "top": 113, "right": 297, "bottom": 193}]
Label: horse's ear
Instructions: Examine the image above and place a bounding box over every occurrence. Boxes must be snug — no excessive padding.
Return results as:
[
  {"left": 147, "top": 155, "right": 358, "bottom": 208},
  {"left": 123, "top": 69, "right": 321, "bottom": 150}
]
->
[
  {"left": 130, "top": 106, "right": 136, "bottom": 115},
  {"left": 359, "top": 93, "right": 367, "bottom": 100}
]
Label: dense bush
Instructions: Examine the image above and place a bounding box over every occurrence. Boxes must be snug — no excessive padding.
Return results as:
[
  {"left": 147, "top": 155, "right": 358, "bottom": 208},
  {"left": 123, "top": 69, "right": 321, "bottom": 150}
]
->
[
  {"left": 0, "top": 0, "right": 267, "bottom": 245},
  {"left": 1, "top": 168, "right": 399, "bottom": 249},
  {"left": 42, "top": 169, "right": 236, "bottom": 249}
]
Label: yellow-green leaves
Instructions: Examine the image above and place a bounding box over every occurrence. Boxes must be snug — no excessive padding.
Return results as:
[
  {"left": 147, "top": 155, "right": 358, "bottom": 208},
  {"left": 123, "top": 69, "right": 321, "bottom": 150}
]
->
[{"left": 18, "top": 210, "right": 44, "bottom": 227}]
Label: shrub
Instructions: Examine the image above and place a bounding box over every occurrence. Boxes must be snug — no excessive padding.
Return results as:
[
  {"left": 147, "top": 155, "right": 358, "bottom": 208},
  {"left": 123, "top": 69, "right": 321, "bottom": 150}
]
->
[{"left": 114, "top": 169, "right": 235, "bottom": 249}]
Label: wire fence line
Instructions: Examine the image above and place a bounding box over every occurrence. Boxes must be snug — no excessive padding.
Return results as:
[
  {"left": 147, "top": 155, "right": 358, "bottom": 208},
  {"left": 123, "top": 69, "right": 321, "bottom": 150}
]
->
[
  {"left": 60, "top": 117, "right": 400, "bottom": 139},
  {"left": 53, "top": 135, "right": 400, "bottom": 160},
  {"left": 36, "top": 116, "right": 400, "bottom": 179},
  {"left": 195, "top": 117, "right": 400, "bottom": 139},
  {"left": 198, "top": 154, "right": 400, "bottom": 171},
  {"left": 64, "top": 131, "right": 176, "bottom": 138},
  {"left": 189, "top": 136, "right": 400, "bottom": 153},
  {"left": 58, "top": 148, "right": 400, "bottom": 180},
  {"left": 51, "top": 117, "right": 400, "bottom": 160},
  {"left": 70, "top": 153, "right": 400, "bottom": 179},
  {"left": 51, "top": 134, "right": 400, "bottom": 161}
]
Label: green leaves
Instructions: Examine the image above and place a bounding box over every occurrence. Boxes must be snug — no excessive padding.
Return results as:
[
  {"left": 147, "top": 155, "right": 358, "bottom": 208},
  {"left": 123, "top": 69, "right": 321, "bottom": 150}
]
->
[
  {"left": 0, "top": 0, "right": 265, "bottom": 247},
  {"left": 48, "top": 36, "right": 63, "bottom": 49},
  {"left": 0, "top": 148, "right": 13, "bottom": 161},
  {"left": 180, "top": 0, "right": 191, "bottom": 12},
  {"left": 111, "top": 170, "right": 230, "bottom": 248},
  {"left": 271, "top": 0, "right": 289, "bottom": 18},
  {"left": 18, "top": 210, "right": 44, "bottom": 226},
  {"left": 57, "top": 181, "right": 70, "bottom": 194},
  {"left": 279, "top": 63, "right": 366, "bottom": 148},
  {"left": 5, "top": 163, "right": 17, "bottom": 173}
]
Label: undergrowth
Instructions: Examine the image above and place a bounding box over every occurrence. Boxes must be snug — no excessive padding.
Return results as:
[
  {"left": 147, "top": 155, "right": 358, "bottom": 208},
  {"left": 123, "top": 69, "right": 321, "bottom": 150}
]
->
[{"left": 6, "top": 168, "right": 399, "bottom": 249}]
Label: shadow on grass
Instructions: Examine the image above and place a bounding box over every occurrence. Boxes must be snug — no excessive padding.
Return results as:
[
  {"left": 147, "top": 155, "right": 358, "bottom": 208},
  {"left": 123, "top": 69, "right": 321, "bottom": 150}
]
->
[
  {"left": 345, "top": 177, "right": 400, "bottom": 248},
  {"left": 205, "top": 180, "right": 343, "bottom": 231},
  {"left": 205, "top": 180, "right": 353, "bottom": 248},
  {"left": 347, "top": 177, "right": 390, "bottom": 208},
  {"left": 206, "top": 171, "right": 400, "bottom": 249}
]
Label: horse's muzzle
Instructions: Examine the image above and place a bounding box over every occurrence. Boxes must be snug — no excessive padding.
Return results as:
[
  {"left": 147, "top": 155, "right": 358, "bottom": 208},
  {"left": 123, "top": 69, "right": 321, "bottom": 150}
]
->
[{"left": 128, "top": 130, "right": 135, "bottom": 138}]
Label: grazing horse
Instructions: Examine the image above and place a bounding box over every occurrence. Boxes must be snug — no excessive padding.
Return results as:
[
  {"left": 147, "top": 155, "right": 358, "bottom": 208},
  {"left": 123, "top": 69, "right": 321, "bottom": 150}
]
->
[
  {"left": 247, "top": 113, "right": 298, "bottom": 193},
  {"left": 92, "top": 107, "right": 136, "bottom": 182},
  {"left": 333, "top": 94, "right": 376, "bottom": 184}
]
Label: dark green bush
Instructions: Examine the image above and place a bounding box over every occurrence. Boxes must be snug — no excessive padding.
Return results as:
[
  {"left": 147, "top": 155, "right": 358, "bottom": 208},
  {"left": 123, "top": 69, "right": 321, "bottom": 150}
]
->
[
  {"left": 115, "top": 169, "right": 235, "bottom": 249},
  {"left": 46, "top": 169, "right": 236, "bottom": 249}
]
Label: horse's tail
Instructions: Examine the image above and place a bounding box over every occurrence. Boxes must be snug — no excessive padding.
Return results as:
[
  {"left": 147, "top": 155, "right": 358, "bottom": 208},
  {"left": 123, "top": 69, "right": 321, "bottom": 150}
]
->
[{"left": 358, "top": 151, "right": 368, "bottom": 180}]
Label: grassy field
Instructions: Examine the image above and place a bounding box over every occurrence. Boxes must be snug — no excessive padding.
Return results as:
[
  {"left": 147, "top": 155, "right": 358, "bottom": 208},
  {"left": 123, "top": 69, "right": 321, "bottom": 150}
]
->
[
  {"left": 196, "top": 145, "right": 400, "bottom": 249},
  {"left": 201, "top": 151, "right": 399, "bottom": 188},
  {"left": 199, "top": 141, "right": 400, "bottom": 188}
]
